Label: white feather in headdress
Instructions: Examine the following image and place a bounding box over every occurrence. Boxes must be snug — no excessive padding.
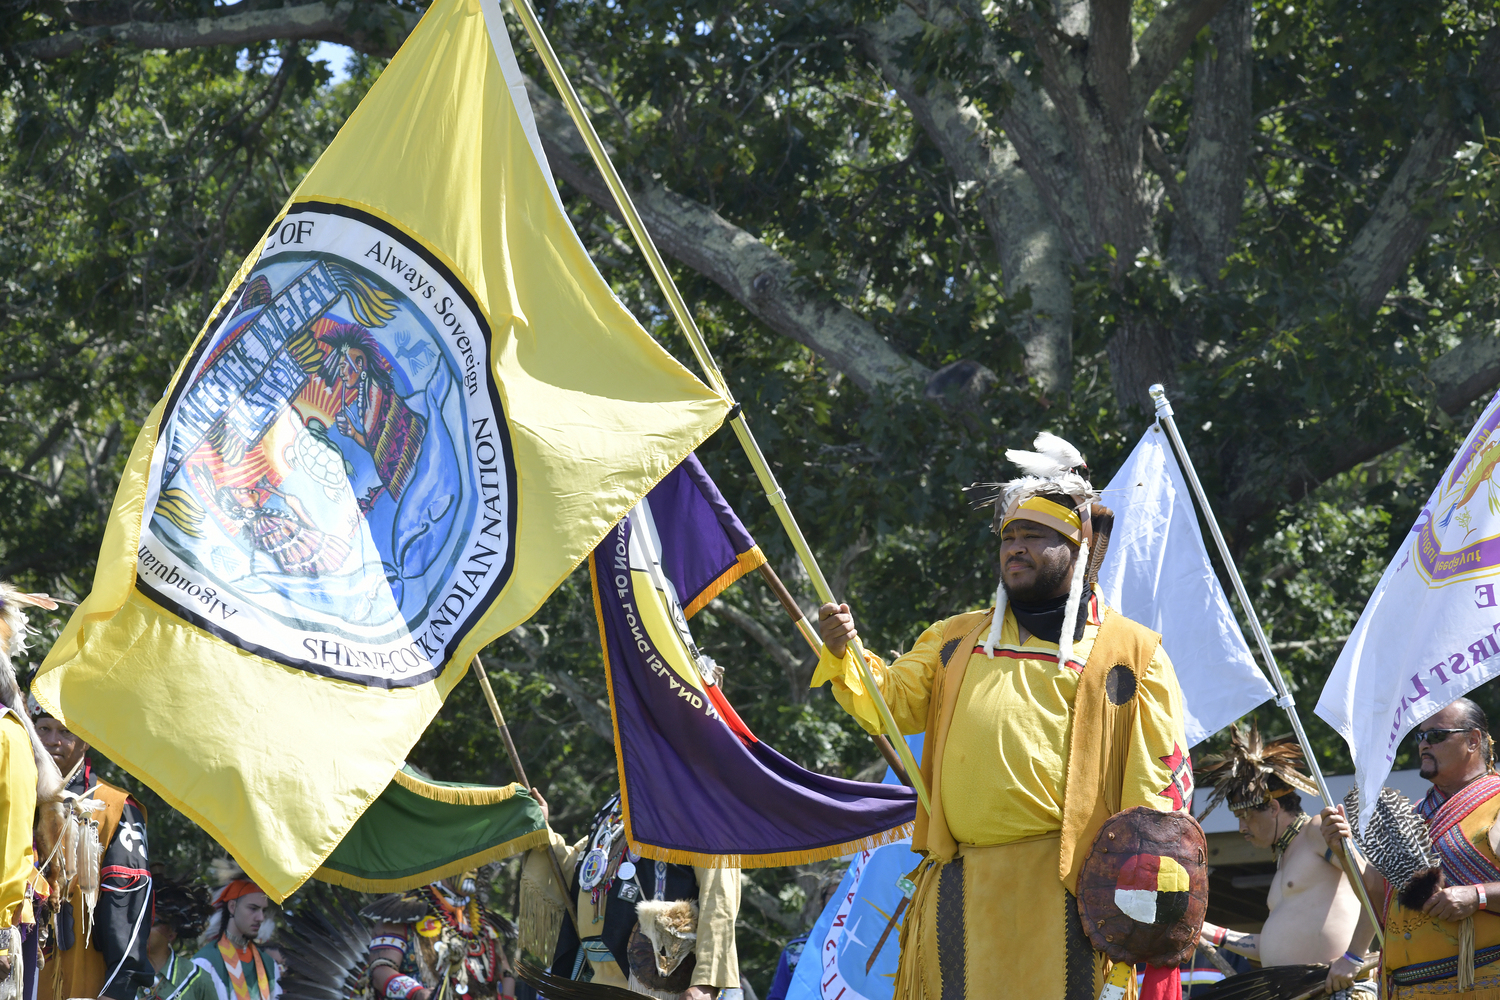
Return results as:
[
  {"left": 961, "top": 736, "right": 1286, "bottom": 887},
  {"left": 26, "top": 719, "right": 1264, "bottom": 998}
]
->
[
  {"left": 966, "top": 432, "right": 1099, "bottom": 534},
  {"left": 1032, "top": 431, "right": 1087, "bottom": 472}
]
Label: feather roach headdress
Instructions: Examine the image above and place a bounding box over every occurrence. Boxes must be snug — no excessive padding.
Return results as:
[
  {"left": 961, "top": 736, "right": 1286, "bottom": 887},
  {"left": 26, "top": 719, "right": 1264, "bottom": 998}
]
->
[
  {"left": 1344, "top": 785, "right": 1445, "bottom": 910},
  {"left": 963, "top": 432, "right": 1111, "bottom": 663},
  {"left": 1193, "top": 720, "right": 1319, "bottom": 819}
]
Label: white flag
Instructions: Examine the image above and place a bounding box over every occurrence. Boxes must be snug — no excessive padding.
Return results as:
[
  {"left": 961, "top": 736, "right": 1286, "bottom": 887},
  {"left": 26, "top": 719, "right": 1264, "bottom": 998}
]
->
[
  {"left": 1098, "top": 425, "right": 1275, "bottom": 746},
  {"left": 1317, "top": 391, "right": 1500, "bottom": 827}
]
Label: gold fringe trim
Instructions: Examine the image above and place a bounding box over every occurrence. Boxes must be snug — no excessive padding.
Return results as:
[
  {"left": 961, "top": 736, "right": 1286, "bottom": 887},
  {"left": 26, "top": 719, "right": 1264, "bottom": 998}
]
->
[
  {"left": 518, "top": 876, "right": 566, "bottom": 963},
  {"left": 682, "top": 546, "right": 767, "bottom": 619},
  {"left": 312, "top": 827, "right": 551, "bottom": 893},
  {"left": 624, "top": 821, "right": 916, "bottom": 870},
  {"left": 390, "top": 769, "right": 522, "bottom": 806}
]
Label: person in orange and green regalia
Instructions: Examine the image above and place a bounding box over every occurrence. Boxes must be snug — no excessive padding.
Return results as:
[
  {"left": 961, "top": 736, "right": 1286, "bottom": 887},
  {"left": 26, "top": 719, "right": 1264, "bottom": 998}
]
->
[
  {"left": 362, "top": 870, "right": 516, "bottom": 1000},
  {"left": 178, "top": 863, "right": 278, "bottom": 1000}
]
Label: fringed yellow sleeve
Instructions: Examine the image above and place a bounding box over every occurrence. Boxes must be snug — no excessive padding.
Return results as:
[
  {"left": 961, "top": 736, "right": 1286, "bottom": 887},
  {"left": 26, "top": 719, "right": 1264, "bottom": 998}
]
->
[
  {"left": 1118, "top": 644, "right": 1192, "bottom": 813},
  {"left": 517, "top": 833, "right": 585, "bottom": 961},
  {"left": 810, "top": 621, "right": 947, "bottom": 736},
  {"left": 689, "top": 865, "right": 741, "bottom": 988}
]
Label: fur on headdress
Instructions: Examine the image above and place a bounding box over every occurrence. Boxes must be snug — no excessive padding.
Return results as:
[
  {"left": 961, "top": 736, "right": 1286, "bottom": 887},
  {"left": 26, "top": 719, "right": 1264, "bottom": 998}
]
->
[{"left": 1194, "top": 720, "right": 1319, "bottom": 819}]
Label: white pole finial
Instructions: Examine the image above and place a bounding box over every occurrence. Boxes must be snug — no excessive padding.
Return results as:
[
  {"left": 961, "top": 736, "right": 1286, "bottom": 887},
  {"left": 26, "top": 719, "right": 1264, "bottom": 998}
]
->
[{"left": 1149, "top": 383, "right": 1173, "bottom": 419}]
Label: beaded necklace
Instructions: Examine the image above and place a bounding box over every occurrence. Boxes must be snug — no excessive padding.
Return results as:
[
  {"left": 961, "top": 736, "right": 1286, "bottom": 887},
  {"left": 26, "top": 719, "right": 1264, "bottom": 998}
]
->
[{"left": 1273, "top": 812, "right": 1309, "bottom": 865}]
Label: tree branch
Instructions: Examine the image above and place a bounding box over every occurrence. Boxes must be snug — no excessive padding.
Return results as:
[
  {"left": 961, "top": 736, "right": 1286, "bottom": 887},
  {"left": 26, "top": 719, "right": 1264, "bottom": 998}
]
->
[
  {"left": 1131, "top": 0, "right": 1230, "bottom": 117},
  {"left": 523, "top": 75, "right": 934, "bottom": 393},
  {"left": 861, "top": 5, "right": 1075, "bottom": 391},
  {"left": 1165, "top": 0, "right": 1252, "bottom": 283},
  {"left": 15, "top": 1, "right": 419, "bottom": 60},
  {"left": 548, "top": 670, "right": 615, "bottom": 742},
  {"left": 1226, "top": 324, "right": 1500, "bottom": 525},
  {"left": 1333, "top": 27, "right": 1500, "bottom": 313},
  {"left": 708, "top": 598, "right": 812, "bottom": 700}
]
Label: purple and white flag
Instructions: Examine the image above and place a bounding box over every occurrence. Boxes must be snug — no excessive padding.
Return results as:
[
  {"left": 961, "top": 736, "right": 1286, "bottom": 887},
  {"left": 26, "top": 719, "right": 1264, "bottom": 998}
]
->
[{"left": 1317, "top": 390, "right": 1500, "bottom": 827}]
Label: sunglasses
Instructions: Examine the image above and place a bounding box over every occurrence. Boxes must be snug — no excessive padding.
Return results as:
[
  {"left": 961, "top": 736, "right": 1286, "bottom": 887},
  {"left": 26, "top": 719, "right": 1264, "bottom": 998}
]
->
[{"left": 1414, "top": 728, "right": 1475, "bottom": 746}]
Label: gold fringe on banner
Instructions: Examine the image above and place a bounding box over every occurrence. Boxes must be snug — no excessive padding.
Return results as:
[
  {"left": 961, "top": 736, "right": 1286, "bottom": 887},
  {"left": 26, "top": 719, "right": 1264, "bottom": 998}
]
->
[
  {"left": 391, "top": 770, "right": 523, "bottom": 806},
  {"left": 314, "top": 827, "right": 551, "bottom": 894},
  {"left": 625, "top": 821, "right": 916, "bottom": 870},
  {"left": 681, "top": 546, "right": 767, "bottom": 619}
]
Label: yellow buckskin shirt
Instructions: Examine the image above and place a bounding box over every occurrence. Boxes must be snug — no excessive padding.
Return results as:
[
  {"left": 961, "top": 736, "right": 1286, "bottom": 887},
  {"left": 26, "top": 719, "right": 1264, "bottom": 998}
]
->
[
  {"left": 812, "top": 592, "right": 1191, "bottom": 844},
  {"left": 813, "top": 591, "right": 1191, "bottom": 1000}
]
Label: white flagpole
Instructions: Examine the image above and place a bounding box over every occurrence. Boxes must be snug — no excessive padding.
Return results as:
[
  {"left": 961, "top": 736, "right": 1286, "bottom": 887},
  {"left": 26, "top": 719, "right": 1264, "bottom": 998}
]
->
[{"left": 1147, "top": 384, "right": 1383, "bottom": 947}]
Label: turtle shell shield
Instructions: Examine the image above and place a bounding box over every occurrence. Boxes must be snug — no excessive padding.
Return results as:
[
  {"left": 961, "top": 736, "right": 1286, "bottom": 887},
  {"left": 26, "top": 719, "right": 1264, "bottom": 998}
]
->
[{"left": 1077, "top": 805, "right": 1208, "bottom": 966}]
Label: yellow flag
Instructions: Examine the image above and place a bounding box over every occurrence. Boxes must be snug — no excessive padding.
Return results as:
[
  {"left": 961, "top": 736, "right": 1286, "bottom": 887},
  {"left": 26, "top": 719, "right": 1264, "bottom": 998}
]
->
[{"left": 34, "top": 0, "right": 725, "bottom": 901}]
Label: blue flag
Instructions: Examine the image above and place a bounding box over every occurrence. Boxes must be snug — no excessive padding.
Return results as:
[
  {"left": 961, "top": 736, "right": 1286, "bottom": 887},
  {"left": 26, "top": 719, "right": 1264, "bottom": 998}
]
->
[{"left": 783, "top": 737, "right": 923, "bottom": 1000}]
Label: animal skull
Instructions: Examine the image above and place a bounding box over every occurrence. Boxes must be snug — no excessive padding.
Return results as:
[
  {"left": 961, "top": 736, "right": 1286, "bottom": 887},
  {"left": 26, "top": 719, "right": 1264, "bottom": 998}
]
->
[{"left": 633, "top": 899, "right": 698, "bottom": 977}]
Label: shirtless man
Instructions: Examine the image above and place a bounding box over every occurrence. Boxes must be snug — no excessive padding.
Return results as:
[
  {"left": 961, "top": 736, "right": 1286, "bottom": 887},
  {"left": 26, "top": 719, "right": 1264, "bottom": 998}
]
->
[{"left": 1196, "top": 724, "right": 1376, "bottom": 995}]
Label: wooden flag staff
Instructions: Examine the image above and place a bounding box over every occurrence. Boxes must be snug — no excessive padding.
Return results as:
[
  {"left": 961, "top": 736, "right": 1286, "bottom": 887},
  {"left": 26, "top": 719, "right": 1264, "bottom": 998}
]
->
[
  {"left": 1147, "top": 384, "right": 1383, "bottom": 948},
  {"left": 469, "top": 654, "right": 581, "bottom": 936},
  {"left": 754, "top": 561, "right": 914, "bottom": 786},
  {"left": 505, "top": 0, "right": 930, "bottom": 812}
]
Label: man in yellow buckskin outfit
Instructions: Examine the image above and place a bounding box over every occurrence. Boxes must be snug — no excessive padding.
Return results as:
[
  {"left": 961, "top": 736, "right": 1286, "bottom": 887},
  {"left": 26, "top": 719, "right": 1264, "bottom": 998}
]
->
[{"left": 815, "top": 433, "right": 1190, "bottom": 1000}]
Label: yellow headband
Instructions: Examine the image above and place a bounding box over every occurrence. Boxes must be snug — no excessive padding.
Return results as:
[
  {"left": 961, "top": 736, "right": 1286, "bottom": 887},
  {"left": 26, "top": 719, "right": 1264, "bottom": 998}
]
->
[{"left": 1000, "top": 496, "right": 1087, "bottom": 545}]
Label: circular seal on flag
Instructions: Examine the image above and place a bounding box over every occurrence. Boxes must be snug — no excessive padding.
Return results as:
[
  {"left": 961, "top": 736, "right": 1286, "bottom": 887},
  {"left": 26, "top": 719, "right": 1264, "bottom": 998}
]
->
[
  {"left": 136, "top": 201, "right": 517, "bottom": 688},
  {"left": 1076, "top": 806, "right": 1208, "bottom": 967}
]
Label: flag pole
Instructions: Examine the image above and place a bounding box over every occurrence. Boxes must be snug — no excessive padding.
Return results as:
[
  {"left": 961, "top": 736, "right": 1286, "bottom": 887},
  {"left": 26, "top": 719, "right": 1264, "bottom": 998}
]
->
[
  {"left": 505, "top": 0, "right": 931, "bottom": 813},
  {"left": 755, "top": 561, "right": 914, "bottom": 786},
  {"left": 1147, "top": 384, "right": 1384, "bottom": 947},
  {"left": 469, "top": 654, "right": 581, "bottom": 937}
]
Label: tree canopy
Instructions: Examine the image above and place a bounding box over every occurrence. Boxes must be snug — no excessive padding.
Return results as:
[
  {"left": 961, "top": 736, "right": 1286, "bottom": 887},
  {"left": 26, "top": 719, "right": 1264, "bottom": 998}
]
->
[{"left": 3, "top": 0, "right": 1499, "bottom": 986}]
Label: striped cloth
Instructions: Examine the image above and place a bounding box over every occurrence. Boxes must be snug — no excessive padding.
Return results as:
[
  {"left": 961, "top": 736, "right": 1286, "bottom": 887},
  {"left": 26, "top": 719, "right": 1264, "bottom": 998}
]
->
[{"left": 1417, "top": 773, "right": 1500, "bottom": 886}]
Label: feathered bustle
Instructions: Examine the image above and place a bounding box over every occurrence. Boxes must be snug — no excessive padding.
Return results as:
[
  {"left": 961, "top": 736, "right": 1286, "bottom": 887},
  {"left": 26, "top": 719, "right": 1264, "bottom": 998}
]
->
[
  {"left": 277, "top": 884, "right": 375, "bottom": 1000},
  {"left": 518, "top": 961, "right": 644, "bottom": 1000},
  {"left": 1184, "top": 964, "right": 1328, "bottom": 999}
]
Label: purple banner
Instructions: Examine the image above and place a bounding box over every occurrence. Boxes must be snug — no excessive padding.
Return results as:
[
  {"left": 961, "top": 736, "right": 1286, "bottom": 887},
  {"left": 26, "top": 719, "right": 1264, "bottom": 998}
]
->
[{"left": 590, "top": 460, "right": 916, "bottom": 866}]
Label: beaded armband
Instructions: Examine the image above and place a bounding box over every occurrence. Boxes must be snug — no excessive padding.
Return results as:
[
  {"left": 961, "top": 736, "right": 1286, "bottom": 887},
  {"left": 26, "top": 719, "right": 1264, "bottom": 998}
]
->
[{"left": 383, "top": 975, "right": 424, "bottom": 1000}]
